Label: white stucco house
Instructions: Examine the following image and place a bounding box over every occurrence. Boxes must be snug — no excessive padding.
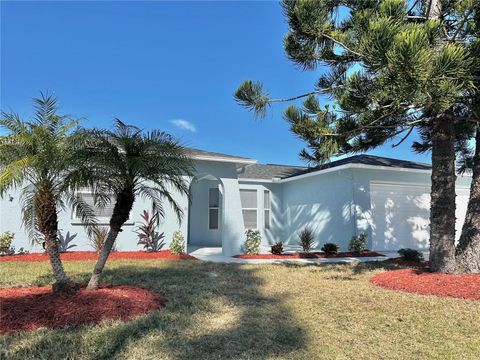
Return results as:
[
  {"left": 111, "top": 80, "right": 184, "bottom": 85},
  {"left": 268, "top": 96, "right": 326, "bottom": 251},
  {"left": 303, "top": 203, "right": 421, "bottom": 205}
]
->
[{"left": 0, "top": 148, "right": 471, "bottom": 256}]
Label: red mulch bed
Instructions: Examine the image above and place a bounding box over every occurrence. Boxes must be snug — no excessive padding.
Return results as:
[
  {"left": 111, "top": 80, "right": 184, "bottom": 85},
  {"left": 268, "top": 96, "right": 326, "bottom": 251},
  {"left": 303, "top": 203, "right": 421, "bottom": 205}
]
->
[
  {"left": 0, "top": 250, "right": 196, "bottom": 262},
  {"left": 0, "top": 285, "right": 167, "bottom": 334},
  {"left": 370, "top": 269, "right": 480, "bottom": 301},
  {"left": 233, "top": 250, "right": 385, "bottom": 259}
]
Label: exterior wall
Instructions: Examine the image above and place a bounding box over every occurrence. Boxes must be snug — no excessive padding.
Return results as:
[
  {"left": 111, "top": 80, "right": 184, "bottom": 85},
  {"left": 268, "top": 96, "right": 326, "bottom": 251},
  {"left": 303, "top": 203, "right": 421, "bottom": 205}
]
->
[
  {"left": 0, "top": 159, "right": 237, "bottom": 253},
  {"left": 1, "top": 157, "right": 474, "bottom": 256},
  {"left": 236, "top": 181, "right": 284, "bottom": 246},
  {"left": 352, "top": 167, "right": 471, "bottom": 251},
  {"left": 0, "top": 180, "right": 190, "bottom": 253},
  {"left": 281, "top": 169, "right": 356, "bottom": 251}
]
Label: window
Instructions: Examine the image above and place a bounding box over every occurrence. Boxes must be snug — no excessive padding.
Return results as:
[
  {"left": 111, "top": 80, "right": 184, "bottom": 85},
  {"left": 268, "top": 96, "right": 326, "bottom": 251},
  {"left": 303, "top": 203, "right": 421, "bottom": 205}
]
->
[
  {"left": 208, "top": 188, "right": 220, "bottom": 229},
  {"left": 240, "top": 189, "right": 257, "bottom": 229},
  {"left": 76, "top": 191, "right": 115, "bottom": 220},
  {"left": 264, "top": 190, "right": 270, "bottom": 229}
]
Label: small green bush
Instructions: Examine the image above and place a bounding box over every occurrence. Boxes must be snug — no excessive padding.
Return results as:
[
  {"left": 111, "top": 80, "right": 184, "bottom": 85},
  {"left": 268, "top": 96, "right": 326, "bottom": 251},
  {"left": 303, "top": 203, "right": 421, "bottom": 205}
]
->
[
  {"left": 398, "top": 248, "right": 424, "bottom": 262},
  {"left": 270, "top": 241, "right": 283, "bottom": 255},
  {"left": 321, "top": 242, "right": 339, "bottom": 254},
  {"left": 170, "top": 231, "right": 185, "bottom": 254},
  {"left": 17, "top": 247, "right": 29, "bottom": 255},
  {"left": 0, "top": 231, "right": 14, "bottom": 255},
  {"left": 245, "top": 229, "right": 262, "bottom": 255},
  {"left": 348, "top": 232, "right": 368, "bottom": 253},
  {"left": 298, "top": 227, "right": 315, "bottom": 253}
]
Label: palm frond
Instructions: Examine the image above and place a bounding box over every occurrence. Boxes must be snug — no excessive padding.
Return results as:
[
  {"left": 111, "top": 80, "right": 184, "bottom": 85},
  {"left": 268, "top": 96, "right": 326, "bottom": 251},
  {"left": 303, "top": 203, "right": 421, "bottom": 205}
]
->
[
  {"left": 19, "top": 185, "right": 41, "bottom": 244},
  {"left": 65, "top": 193, "right": 98, "bottom": 238}
]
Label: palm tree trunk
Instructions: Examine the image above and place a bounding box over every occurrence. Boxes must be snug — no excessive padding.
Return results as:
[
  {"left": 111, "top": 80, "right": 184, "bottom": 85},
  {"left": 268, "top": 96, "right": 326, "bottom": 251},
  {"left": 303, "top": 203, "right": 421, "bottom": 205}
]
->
[
  {"left": 456, "top": 122, "right": 480, "bottom": 273},
  {"left": 37, "top": 190, "right": 75, "bottom": 293},
  {"left": 86, "top": 187, "right": 134, "bottom": 290},
  {"left": 429, "top": 114, "right": 457, "bottom": 273},
  {"left": 86, "top": 228, "right": 120, "bottom": 290}
]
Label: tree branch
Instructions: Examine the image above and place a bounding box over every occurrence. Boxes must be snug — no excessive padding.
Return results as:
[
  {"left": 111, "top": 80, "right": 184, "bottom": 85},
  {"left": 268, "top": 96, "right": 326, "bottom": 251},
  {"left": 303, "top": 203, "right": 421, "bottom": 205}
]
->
[
  {"left": 321, "top": 33, "right": 364, "bottom": 59},
  {"left": 392, "top": 126, "right": 414, "bottom": 148}
]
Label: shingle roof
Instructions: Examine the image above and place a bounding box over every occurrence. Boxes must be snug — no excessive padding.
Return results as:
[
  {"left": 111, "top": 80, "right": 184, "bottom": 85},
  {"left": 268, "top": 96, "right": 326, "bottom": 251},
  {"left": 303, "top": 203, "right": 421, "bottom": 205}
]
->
[
  {"left": 239, "top": 154, "right": 431, "bottom": 180},
  {"left": 238, "top": 163, "right": 307, "bottom": 180},
  {"left": 287, "top": 154, "right": 431, "bottom": 178}
]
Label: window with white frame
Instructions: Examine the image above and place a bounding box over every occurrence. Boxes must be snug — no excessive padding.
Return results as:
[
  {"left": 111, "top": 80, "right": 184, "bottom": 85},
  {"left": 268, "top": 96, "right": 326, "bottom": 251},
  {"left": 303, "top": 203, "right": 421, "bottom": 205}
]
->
[
  {"left": 208, "top": 187, "right": 220, "bottom": 229},
  {"left": 76, "top": 191, "right": 116, "bottom": 220},
  {"left": 240, "top": 189, "right": 257, "bottom": 229},
  {"left": 264, "top": 190, "right": 271, "bottom": 229}
]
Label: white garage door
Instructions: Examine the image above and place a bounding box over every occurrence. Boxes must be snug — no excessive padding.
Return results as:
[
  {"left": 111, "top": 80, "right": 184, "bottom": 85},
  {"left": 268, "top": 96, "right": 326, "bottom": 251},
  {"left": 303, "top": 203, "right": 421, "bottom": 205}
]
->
[{"left": 370, "top": 182, "right": 469, "bottom": 251}]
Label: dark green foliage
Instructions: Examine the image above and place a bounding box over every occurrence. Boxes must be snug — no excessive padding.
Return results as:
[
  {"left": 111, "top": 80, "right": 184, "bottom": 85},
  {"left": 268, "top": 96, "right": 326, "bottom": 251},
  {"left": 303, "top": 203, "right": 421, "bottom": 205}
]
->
[
  {"left": 235, "top": 1, "right": 477, "bottom": 163},
  {"left": 398, "top": 248, "right": 424, "bottom": 262},
  {"left": 298, "top": 227, "right": 315, "bottom": 253},
  {"left": 57, "top": 231, "right": 78, "bottom": 252},
  {"left": 348, "top": 233, "right": 368, "bottom": 253},
  {"left": 271, "top": 242, "right": 284, "bottom": 255},
  {"left": 321, "top": 242, "right": 339, "bottom": 254}
]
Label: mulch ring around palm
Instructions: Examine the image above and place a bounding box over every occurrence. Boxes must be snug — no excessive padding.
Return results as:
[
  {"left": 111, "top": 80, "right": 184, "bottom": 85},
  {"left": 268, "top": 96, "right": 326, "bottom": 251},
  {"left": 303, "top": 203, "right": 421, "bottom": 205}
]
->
[
  {"left": 370, "top": 269, "right": 480, "bottom": 301},
  {"left": 234, "top": 250, "right": 385, "bottom": 259},
  {"left": 0, "top": 285, "right": 167, "bottom": 334},
  {"left": 0, "top": 250, "right": 196, "bottom": 262}
]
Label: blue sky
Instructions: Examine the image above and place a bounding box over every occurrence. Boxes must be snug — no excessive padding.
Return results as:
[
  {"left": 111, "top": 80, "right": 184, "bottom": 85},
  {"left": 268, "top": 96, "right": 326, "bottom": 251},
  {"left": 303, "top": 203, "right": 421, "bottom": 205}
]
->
[{"left": 1, "top": 0, "right": 431, "bottom": 166}]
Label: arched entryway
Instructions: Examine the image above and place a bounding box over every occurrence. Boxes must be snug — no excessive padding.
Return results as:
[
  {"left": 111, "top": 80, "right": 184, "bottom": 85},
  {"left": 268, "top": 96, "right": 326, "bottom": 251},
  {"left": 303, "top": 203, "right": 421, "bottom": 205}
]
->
[{"left": 187, "top": 174, "right": 224, "bottom": 250}]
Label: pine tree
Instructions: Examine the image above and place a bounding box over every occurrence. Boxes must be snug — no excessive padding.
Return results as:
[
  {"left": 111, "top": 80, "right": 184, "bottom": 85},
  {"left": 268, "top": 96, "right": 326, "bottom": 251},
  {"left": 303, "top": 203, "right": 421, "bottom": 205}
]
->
[{"left": 235, "top": 0, "right": 477, "bottom": 273}]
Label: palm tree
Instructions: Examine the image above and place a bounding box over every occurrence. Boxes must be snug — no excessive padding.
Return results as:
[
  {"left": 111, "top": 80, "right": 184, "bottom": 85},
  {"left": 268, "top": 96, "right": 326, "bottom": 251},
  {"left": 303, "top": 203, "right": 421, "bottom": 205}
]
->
[
  {"left": 0, "top": 94, "right": 96, "bottom": 293},
  {"left": 77, "top": 120, "right": 194, "bottom": 290}
]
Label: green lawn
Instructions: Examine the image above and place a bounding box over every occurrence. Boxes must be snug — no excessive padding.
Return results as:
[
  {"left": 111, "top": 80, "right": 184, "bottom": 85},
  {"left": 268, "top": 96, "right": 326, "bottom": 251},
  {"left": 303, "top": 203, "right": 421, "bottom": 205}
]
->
[{"left": 1, "top": 259, "right": 480, "bottom": 360}]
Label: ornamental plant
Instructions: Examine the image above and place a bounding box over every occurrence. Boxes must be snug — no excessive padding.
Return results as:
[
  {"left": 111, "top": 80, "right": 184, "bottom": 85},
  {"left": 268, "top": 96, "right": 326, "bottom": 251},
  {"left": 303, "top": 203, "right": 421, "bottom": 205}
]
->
[
  {"left": 0, "top": 231, "right": 14, "bottom": 255},
  {"left": 270, "top": 241, "right": 283, "bottom": 255},
  {"left": 169, "top": 231, "right": 185, "bottom": 255},
  {"left": 398, "top": 248, "right": 424, "bottom": 263},
  {"left": 244, "top": 229, "right": 261, "bottom": 255},
  {"left": 298, "top": 227, "right": 315, "bottom": 253},
  {"left": 136, "top": 210, "right": 165, "bottom": 252},
  {"left": 57, "top": 231, "right": 78, "bottom": 253},
  {"left": 348, "top": 232, "right": 368, "bottom": 254},
  {"left": 321, "top": 242, "right": 339, "bottom": 255}
]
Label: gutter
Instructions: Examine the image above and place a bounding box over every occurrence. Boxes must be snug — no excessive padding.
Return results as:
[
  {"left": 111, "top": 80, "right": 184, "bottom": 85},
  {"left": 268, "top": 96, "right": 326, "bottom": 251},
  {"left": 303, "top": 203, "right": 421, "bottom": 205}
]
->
[{"left": 191, "top": 155, "right": 257, "bottom": 165}]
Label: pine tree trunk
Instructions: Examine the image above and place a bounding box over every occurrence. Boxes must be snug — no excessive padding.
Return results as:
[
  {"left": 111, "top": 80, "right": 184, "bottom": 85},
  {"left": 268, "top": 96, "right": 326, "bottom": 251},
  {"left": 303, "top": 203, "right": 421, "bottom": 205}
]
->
[
  {"left": 37, "top": 190, "right": 75, "bottom": 293},
  {"left": 429, "top": 114, "right": 457, "bottom": 273},
  {"left": 456, "top": 123, "right": 480, "bottom": 273},
  {"left": 86, "top": 187, "right": 134, "bottom": 290}
]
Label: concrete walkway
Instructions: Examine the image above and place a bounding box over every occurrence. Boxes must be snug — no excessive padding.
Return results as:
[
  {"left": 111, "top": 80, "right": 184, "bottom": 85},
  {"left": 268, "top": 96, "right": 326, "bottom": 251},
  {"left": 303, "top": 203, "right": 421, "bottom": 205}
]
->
[{"left": 188, "top": 246, "right": 398, "bottom": 264}]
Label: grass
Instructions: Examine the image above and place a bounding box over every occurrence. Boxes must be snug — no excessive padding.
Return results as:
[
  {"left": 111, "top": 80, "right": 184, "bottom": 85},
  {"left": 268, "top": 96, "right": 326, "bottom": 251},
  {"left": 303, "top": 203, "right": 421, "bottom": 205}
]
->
[{"left": 1, "top": 260, "right": 480, "bottom": 360}]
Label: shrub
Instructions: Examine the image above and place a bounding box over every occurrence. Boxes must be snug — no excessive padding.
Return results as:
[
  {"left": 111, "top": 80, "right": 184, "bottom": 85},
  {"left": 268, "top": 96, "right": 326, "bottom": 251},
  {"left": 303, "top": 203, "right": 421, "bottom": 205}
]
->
[
  {"left": 17, "top": 247, "right": 29, "bottom": 255},
  {"left": 321, "top": 242, "right": 339, "bottom": 254},
  {"left": 0, "top": 231, "right": 14, "bottom": 255},
  {"left": 348, "top": 232, "right": 368, "bottom": 253},
  {"left": 169, "top": 231, "right": 185, "bottom": 254},
  {"left": 398, "top": 248, "right": 424, "bottom": 262},
  {"left": 57, "top": 231, "right": 77, "bottom": 252},
  {"left": 136, "top": 210, "right": 165, "bottom": 252},
  {"left": 298, "top": 227, "right": 315, "bottom": 253},
  {"left": 244, "top": 229, "right": 262, "bottom": 255},
  {"left": 270, "top": 241, "right": 283, "bottom": 255},
  {"left": 89, "top": 227, "right": 117, "bottom": 254}
]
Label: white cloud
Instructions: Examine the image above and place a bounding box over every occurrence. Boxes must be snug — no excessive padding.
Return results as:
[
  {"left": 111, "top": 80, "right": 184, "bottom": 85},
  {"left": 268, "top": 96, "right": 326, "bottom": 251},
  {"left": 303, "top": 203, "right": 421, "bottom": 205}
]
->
[{"left": 170, "top": 119, "right": 196, "bottom": 132}]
